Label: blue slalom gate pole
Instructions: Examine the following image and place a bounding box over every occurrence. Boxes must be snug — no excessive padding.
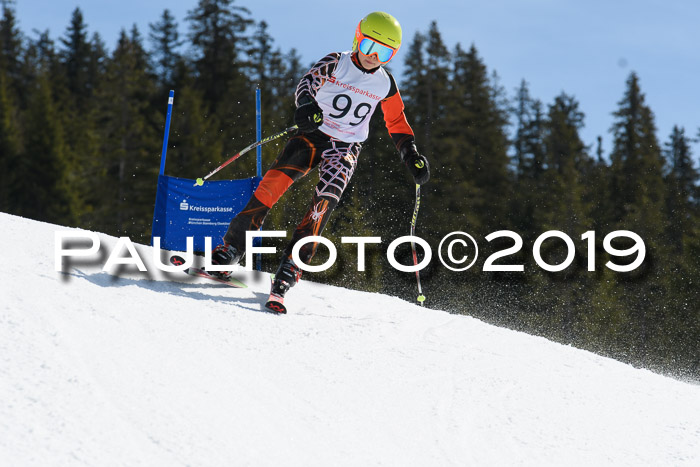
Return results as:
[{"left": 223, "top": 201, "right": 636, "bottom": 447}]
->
[
  {"left": 256, "top": 88, "right": 262, "bottom": 178},
  {"left": 255, "top": 88, "right": 263, "bottom": 271},
  {"left": 151, "top": 90, "right": 175, "bottom": 247},
  {"left": 159, "top": 90, "right": 174, "bottom": 176}
]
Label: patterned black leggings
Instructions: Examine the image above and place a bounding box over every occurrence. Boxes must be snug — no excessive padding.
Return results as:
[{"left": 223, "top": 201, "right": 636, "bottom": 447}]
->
[{"left": 223, "top": 130, "right": 361, "bottom": 264}]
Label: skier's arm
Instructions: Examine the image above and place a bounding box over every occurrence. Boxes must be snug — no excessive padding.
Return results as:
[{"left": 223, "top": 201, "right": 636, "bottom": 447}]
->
[
  {"left": 294, "top": 53, "right": 339, "bottom": 132},
  {"left": 295, "top": 52, "right": 340, "bottom": 104},
  {"left": 380, "top": 74, "right": 415, "bottom": 152},
  {"left": 381, "top": 75, "right": 430, "bottom": 185}
]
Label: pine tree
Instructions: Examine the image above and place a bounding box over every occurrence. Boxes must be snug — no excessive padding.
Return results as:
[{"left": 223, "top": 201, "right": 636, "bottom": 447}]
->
[
  {"left": 166, "top": 82, "right": 224, "bottom": 178},
  {"left": 87, "top": 32, "right": 107, "bottom": 95},
  {"left": 607, "top": 72, "right": 668, "bottom": 364},
  {"left": 609, "top": 72, "right": 666, "bottom": 240},
  {"left": 7, "top": 25, "right": 80, "bottom": 225},
  {"left": 25, "top": 30, "right": 60, "bottom": 78},
  {"left": 401, "top": 31, "right": 427, "bottom": 141},
  {"left": 447, "top": 43, "right": 510, "bottom": 233},
  {"left": 513, "top": 80, "right": 533, "bottom": 179},
  {"left": 248, "top": 20, "right": 290, "bottom": 132},
  {"left": 525, "top": 93, "right": 595, "bottom": 340},
  {"left": 0, "top": 1, "right": 23, "bottom": 102},
  {"left": 17, "top": 69, "right": 77, "bottom": 225},
  {"left": 661, "top": 126, "right": 699, "bottom": 374},
  {"left": 250, "top": 20, "right": 273, "bottom": 86},
  {"left": 149, "top": 9, "right": 183, "bottom": 89},
  {"left": 60, "top": 8, "right": 94, "bottom": 108},
  {"left": 0, "top": 67, "right": 20, "bottom": 213},
  {"left": 511, "top": 80, "right": 545, "bottom": 237},
  {"left": 93, "top": 27, "right": 159, "bottom": 240},
  {"left": 0, "top": 0, "right": 23, "bottom": 214},
  {"left": 537, "top": 93, "right": 593, "bottom": 233},
  {"left": 53, "top": 12, "right": 108, "bottom": 229},
  {"left": 423, "top": 22, "right": 450, "bottom": 151},
  {"left": 400, "top": 22, "right": 450, "bottom": 156},
  {"left": 281, "top": 47, "right": 303, "bottom": 97},
  {"left": 266, "top": 46, "right": 299, "bottom": 127},
  {"left": 186, "top": 0, "right": 257, "bottom": 175},
  {"left": 663, "top": 126, "right": 698, "bottom": 252},
  {"left": 186, "top": 0, "right": 253, "bottom": 113}
]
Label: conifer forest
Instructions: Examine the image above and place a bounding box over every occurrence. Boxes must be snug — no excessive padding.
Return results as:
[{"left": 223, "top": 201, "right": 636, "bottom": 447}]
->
[{"left": 0, "top": 1, "right": 698, "bottom": 378}]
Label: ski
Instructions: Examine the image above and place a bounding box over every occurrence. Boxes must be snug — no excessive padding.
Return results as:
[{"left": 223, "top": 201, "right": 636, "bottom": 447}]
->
[
  {"left": 169, "top": 255, "right": 287, "bottom": 313},
  {"left": 264, "top": 293, "right": 287, "bottom": 314},
  {"left": 263, "top": 275, "right": 287, "bottom": 314},
  {"left": 169, "top": 255, "right": 247, "bottom": 288}
]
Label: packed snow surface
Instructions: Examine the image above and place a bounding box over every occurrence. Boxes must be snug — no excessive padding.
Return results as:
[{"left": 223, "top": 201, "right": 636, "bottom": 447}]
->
[{"left": 1, "top": 212, "right": 699, "bottom": 466}]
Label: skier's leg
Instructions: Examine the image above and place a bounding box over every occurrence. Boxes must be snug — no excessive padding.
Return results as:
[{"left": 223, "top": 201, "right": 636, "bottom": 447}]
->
[
  {"left": 221, "top": 134, "right": 322, "bottom": 252},
  {"left": 282, "top": 141, "right": 361, "bottom": 271},
  {"left": 210, "top": 134, "right": 322, "bottom": 275}
]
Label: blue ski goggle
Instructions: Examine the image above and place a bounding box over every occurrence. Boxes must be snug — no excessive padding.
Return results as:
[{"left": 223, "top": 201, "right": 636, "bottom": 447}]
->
[{"left": 357, "top": 36, "right": 397, "bottom": 63}]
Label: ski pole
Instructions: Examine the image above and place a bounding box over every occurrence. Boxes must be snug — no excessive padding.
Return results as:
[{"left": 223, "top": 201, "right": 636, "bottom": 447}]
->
[
  {"left": 194, "top": 125, "right": 298, "bottom": 186},
  {"left": 410, "top": 183, "right": 426, "bottom": 306}
]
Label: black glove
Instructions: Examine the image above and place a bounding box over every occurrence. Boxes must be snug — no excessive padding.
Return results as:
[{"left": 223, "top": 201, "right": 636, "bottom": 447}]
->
[
  {"left": 294, "top": 95, "right": 324, "bottom": 133},
  {"left": 401, "top": 144, "right": 430, "bottom": 185}
]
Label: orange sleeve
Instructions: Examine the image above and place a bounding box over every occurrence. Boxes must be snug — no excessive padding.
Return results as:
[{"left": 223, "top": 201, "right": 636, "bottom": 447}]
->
[{"left": 381, "top": 74, "right": 415, "bottom": 151}]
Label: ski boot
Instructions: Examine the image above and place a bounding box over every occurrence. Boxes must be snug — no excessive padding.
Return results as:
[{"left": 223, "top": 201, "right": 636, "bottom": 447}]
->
[
  {"left": 265, "top": 257, "right": 302, "bottom": 314},
  {"left": 208, "top": 243, "right": 243, "bottom": 279}
]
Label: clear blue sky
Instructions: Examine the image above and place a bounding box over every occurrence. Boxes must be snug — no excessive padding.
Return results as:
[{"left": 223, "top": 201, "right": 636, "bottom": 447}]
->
[{"left": 14, "top": 0, "right": 700, "bottom": 160}]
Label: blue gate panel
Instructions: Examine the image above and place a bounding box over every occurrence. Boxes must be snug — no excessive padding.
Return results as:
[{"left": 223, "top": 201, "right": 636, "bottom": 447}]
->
[{"left": 151, "top": 174, "right": 260, "bottom": 252}]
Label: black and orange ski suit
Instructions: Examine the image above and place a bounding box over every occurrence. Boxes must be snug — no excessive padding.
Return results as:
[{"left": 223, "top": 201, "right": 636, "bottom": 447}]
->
[{"left": 223, "top": 51, "right": 416, "bottom": 264}]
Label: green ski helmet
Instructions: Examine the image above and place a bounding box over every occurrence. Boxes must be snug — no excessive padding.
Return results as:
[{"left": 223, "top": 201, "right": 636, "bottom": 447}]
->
[{"left": 353, "top": 12, "right": 402, "bottom": 64}]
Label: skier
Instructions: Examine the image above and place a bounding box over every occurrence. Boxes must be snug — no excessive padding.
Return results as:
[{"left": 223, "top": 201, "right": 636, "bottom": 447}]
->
[{"left": 211, "top": 11, "right": 430, "bottom": 306}]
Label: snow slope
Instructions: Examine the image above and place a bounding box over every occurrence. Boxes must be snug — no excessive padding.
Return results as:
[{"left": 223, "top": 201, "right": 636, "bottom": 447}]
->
[{"left": 1, "top": 212, "right": 699, "bottom": 466}]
